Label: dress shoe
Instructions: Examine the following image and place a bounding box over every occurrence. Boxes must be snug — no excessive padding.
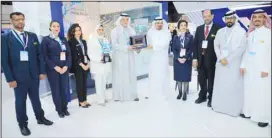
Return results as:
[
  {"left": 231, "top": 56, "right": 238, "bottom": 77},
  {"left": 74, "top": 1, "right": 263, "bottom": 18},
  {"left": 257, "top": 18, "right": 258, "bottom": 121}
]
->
[
  {"left": 58, "top": 112, "right": 65, "bottom": 118},
  {"left": 134, "top": 98, "right": 139, "bottom": 101},
  {"left": 20, "top": 126, "right": 31, "bottom": 136},
  {"left": 182, "top": 93, "right": 187, "bottom": 101},
  {"left": 207, "top": 100, "right": 212, "bottom": 107},
  {"left": 258, "top": 122, "right": 268, "bottom": 127},
  {"left": 177, "top": 93, "right": 182, "bottom": 100},
  {"left": 79, "top": 103, "right": 89, "bottom": 108},
  {"left": 63, "top": 110, "right": 70, "bottom": 116},
  {"left": 240, "top": 114, "right": 250, "bottom": 119},
  {"left": 195, "top": 97, "right": 206, "bottom": 104},
  {"left": 37, "top": 118, "right": 53, "bottom": 125}
]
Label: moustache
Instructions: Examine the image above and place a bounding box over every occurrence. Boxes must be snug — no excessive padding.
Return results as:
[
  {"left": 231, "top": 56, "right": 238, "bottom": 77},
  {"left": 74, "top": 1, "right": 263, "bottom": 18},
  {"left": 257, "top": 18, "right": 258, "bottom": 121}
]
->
[{"left": 254, "top": 20, "right": 261, "bottom": 22}]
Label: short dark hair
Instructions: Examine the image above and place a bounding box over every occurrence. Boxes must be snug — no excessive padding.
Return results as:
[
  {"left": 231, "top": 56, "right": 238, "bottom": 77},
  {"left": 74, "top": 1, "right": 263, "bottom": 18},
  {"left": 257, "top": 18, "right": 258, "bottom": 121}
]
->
[
  {"left": 67, "top": 23, "right": 83, "bottom": 40},
  {"left": 202, "top": 9, "right": 213, "bottom": 15},
  {"left": 10, "top": 12, "right": 25, "bottom": 19},
  {"left": 177, "top": 20, "right": 188, "bottom": 29}
]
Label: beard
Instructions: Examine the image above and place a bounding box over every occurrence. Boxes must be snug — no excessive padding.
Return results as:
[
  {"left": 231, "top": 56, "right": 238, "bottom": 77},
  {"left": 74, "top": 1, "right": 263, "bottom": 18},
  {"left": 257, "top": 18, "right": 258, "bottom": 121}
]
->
[{"left": 226, "top": 22, "right": 234, "bottom": 28}]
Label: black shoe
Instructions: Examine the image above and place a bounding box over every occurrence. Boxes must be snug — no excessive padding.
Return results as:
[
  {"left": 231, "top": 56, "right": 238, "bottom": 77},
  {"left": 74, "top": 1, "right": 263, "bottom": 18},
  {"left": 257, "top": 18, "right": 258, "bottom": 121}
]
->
[
  {"left": 134, "top": 98, "right": 139, "bottom": 101},
  {"left": 20, "top": 126, "right": 31, "bottom": 136},
  {"left": 182, "top": 93, "right": 187, "bottom": 101},
  {"left": 240, "top": 114, "right": 250, "bottom": 119},
  {"left": 63, "top": 110, "right": 70, "bottom": 116},
  {"left": 37, "top": 117, "right": 53, "bottom": 125},
  {"left": 145, "top": 97, "right": 149, "bottom": 99},
  {"left": 207, "top": 100, "right": 212, "bottom": 107},
  {"left": 79, "top": 103, "right": 89, "bottom": 108},
  {"left": 258, "top": 122, "right": 268, "bottom": 127},
  {"left": 177, "top": 93, "right": 182, "bottom": 100},
  {"left": 58, "top": 112, "right": 65, "bottom": 118},
  {"left": 86, "top": 103, "right": 91, "bottom": 106},
  {"left": 195, "top": 97, "right": 206, "bottom": 104}
]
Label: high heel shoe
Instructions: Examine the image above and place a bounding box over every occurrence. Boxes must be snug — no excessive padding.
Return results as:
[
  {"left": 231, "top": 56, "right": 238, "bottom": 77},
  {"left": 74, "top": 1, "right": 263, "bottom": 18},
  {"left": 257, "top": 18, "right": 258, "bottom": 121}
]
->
[{"left": 79, "top": 103, "right": 89, "bottom": 108}]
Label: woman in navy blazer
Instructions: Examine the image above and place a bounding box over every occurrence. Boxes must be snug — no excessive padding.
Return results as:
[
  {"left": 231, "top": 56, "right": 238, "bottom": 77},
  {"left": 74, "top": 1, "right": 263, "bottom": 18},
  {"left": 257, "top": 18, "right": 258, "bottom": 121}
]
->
[
  {"left": 173, "top": 20, "right": 193, "bottom": 101},
  {"left": 41, "top": 21, "right": 72, "bottom": 118}
]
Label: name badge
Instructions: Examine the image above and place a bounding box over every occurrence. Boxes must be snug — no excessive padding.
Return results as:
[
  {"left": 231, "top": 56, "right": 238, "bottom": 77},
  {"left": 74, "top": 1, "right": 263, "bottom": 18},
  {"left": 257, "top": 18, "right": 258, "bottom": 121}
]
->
[
  {"left": 20, "top": 51, "right": 29, "bottom": 61},
  {"left": 249, "top": 46, "right": 256, "bottom": 56},
  {"left": 202, "top": 40, "right": 208, "bottom": 49},
  {"left": 180, "top": 49, "right": 186, "bottom": 57},
  {"left": 84, "top": 56, "right": 88, "bottom": 63},
  {"left": 60, "top": 52, "right": 66, "bottom": 61}
]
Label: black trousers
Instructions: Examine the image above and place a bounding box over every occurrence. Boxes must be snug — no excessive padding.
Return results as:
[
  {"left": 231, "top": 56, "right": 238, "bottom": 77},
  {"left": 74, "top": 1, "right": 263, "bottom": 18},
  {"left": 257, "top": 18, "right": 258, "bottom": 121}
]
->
[
  {"left": 75, "top": 66, "right": 88, "bottom": 103},
  {"left": 14, "top": 79, "right": 44, "bottom": 127},
  {"left": 197, "top": 56, "right": 215, "bottom": 101}
]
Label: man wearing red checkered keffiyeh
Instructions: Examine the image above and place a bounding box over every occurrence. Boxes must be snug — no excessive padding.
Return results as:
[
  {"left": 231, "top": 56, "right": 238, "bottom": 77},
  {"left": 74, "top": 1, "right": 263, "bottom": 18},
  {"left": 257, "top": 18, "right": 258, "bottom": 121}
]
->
[{"left": 240, "top": 9, "right": 271, "bottom": 128}]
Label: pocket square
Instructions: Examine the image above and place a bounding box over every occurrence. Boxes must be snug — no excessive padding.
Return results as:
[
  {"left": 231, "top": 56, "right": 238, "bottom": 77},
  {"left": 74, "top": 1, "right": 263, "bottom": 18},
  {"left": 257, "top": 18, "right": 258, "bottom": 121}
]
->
[
  {"left": 211, "top": 34, "right": 216, "bottom": 37},
  {"left": 33, "top": 42, "right": 38, "bottom": 45}
]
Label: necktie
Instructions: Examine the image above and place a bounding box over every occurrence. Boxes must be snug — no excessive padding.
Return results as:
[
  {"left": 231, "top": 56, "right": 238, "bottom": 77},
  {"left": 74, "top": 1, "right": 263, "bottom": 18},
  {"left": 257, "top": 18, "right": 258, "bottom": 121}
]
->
[
  {"left": 20, "top": 33, "right": 26, "bottom": 45},
  {"left": 202, "top": 25, "right": 209, "bottom": 55},
  {"left": 204, "top": 25, "right": 209, "bottom": 39}
]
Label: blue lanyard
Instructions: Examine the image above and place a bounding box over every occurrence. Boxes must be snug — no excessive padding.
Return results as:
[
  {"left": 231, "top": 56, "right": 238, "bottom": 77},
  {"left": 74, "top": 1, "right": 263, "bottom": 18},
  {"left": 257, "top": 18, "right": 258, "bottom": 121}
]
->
[
  {"left": 12, "top": 30, "right": 28, "bottom": 50},
  {"left": 123, "top": 31, "right": 130, "bottom": 45},
  {"left": 78, "top": 39, "right": 85, "bottom": 55},
  {"left": 180, "top": 36, "right": 185, "bottom": 48}
]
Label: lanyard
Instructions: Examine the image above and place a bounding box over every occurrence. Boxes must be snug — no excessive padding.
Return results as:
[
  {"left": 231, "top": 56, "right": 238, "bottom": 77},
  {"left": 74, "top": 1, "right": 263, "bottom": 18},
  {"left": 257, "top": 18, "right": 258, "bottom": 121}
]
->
[
  {"left": 123, "top": 31, "right": 130, "bottom": 45},
  {"left": 12, "top": 30, "right": 28, "bottom": 50},
  {"left": 224, "top": 27, "right": 235, "bottom": 46},
  {"left": 180, "top": 36, "right": 185, "bottom": 48},
  {"left": 77, "top": 39, "right": 85, "bottom": 55}
]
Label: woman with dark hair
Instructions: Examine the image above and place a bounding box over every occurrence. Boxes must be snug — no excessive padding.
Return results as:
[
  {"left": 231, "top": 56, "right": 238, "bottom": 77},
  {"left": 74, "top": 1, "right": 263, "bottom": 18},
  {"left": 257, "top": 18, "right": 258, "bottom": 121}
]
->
[
  {"left": 41, "top": 21, "right": 72, "bottom": 118},
  {"left": 172, "top": 20, "right": 193, "bottom": 101},
  {"left": 67, "top": 23, "right": 90, "bottom": 108}
]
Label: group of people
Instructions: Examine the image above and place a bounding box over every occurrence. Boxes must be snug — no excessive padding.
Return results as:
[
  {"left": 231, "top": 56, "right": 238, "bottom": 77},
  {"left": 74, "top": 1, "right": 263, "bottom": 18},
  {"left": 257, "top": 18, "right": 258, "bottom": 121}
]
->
[
  {"left": 1, "top": 8, "right": 270, "bottom": 137},
  {"left": 189, "top": 9, "right": 271, "bottom": 128}
]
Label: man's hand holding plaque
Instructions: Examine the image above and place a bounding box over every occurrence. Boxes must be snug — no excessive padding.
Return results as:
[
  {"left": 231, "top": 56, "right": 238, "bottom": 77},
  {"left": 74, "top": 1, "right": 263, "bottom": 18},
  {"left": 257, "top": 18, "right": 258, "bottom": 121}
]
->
[{"left": 129, "top": 34, "right": 147, "bottom": 50}]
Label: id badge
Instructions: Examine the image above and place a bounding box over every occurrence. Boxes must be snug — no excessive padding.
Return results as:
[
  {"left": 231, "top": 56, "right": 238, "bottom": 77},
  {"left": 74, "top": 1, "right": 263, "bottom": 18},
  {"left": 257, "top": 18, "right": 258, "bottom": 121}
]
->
[
  {"left": 20, "top": 51, "right": 29, "bottom": 61},
  {"left": 202, "top": 40, "right": 208, "bottom": 49},
  {"left": 84, "top": 56, "right": 88, "bottom": 63},
  {"left": 180, "top": 49, "right": 186, "bottom": 57},
  {"left": 60, "top": 52, "right": 66, "bottom": 61},
  {"left": 249, "top": 46, "right": 256, "bottom": 56}
]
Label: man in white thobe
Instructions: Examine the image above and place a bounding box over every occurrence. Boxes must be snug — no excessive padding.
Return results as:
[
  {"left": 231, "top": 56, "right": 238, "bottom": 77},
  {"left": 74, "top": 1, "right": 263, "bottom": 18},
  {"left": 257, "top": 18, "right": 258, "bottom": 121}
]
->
[
  {"left": 240, "top": 9, "right": 271, "bottom": 127},
  {"left": 212, "top": 11, "right": 247, "bottom": 117},
  {"left": 110, "top": 13, "right": 140, "bottom": 102},
  {"left": 146, "top": 17, "right": 171, "bottom": 100}
]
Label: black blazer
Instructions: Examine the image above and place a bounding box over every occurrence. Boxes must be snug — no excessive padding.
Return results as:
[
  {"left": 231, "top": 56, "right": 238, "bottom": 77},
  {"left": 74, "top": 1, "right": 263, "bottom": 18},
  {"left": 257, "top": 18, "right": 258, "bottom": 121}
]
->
[
  {"left": 193, "top": 23, "right": 221, "bottom": 69},
  {"left": 68, "top": 38, "right": 90, "bottom": 73}
]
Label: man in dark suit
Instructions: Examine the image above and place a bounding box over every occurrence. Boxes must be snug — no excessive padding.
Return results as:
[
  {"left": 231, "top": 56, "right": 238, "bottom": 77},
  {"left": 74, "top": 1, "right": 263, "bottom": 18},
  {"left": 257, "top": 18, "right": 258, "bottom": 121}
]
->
[
  {"left": 192, "top": 9, "right": 221, "bottom": 107},
  {"left": 1, "top": 12, "right": 53, "bottom": 136}
]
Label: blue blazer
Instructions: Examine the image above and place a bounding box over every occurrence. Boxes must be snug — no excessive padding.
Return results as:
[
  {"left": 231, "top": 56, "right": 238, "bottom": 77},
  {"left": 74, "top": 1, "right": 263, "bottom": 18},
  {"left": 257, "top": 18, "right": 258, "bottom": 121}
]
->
[
  {"left": 1, "top": 31, "right": 46, "bottom": 82},
  {"left": 172, "top": 33, "right": 193, "bottom": 82},
  {"left": 41, "top": 36, "right": 71, "bottom": 72}
]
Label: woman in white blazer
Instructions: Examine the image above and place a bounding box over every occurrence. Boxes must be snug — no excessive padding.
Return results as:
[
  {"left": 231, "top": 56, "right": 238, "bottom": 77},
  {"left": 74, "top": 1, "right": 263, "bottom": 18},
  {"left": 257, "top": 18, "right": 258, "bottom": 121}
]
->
[{"left": 88, "top": 24, "right": 112, "bottom": 106}]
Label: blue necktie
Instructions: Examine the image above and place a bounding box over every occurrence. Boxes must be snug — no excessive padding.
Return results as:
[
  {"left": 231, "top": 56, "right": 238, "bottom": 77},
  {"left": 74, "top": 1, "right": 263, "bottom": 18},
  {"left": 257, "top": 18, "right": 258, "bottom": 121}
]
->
[{"left": 20, "top": 33, "right": 26, "bottom": 45}]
